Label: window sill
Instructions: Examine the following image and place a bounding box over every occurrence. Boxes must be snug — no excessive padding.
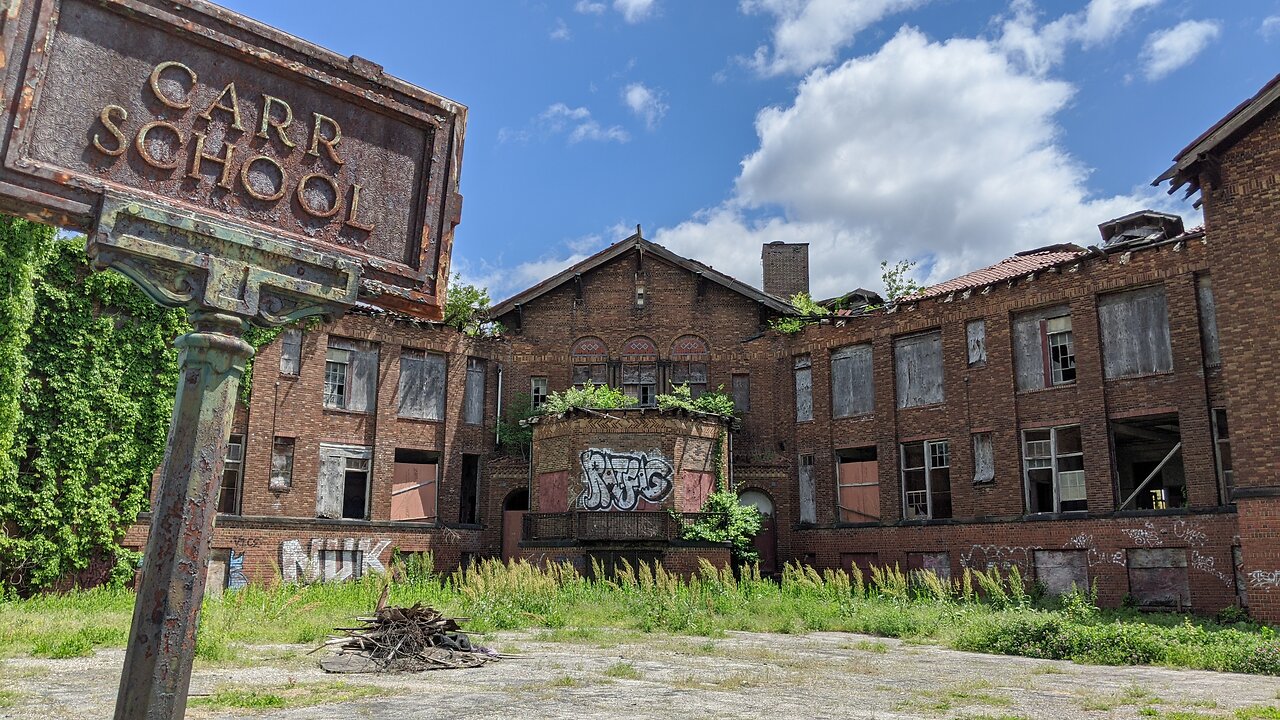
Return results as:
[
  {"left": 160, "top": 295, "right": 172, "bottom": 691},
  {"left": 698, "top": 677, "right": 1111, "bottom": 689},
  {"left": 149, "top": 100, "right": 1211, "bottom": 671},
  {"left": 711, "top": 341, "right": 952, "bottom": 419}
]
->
[
  {"left": 278, "top": 374, "right": 300, "bottom": 381},
  {"left": 832, "top": 412, "right": 874, "bottom": 421},
  {"left": 834, "top": 521, "right": 882, "bottom": 529},
  {"left": 898, "top": 516, "right": 956, "bottom": 526},
  {"left": 897, "top": 402, "right": 945, "bottom": 411},
  {"left": 323, "top": 407, "right": 372, "bottom": 417},
  {"left": 1111, "top": 507, "right": 1190, "bottom": 518},
  {"left": 396, "top": 415, "right": 445, "bottom": 424},
  {"left": 1017, "top": 383, "right": 1077, "bottom": 396},
  {"left": 1021, "top": 510, "right": 1089, "bottom": 521},
  {"left": 1104, "top": 371, "right": 1175, "bottom": 382}
]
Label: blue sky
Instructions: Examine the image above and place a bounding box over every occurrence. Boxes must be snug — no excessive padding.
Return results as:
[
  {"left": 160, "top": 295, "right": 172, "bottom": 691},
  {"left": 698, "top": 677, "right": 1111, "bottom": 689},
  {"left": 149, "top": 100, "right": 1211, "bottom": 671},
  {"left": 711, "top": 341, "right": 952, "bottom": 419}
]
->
[{"left": 217, "top": 0, "right": 1280, "bottom": 301}]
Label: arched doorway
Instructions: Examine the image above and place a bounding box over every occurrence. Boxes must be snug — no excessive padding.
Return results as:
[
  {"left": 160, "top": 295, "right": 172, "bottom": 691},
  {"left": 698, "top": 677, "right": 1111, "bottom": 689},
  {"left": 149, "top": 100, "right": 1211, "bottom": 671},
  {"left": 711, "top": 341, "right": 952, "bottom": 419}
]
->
[
  {"left": 738, "top": 489, "right": 777, "bottom": 575},
  {"left": 501, "top": 488, "right": 529, "bottom": 563}
]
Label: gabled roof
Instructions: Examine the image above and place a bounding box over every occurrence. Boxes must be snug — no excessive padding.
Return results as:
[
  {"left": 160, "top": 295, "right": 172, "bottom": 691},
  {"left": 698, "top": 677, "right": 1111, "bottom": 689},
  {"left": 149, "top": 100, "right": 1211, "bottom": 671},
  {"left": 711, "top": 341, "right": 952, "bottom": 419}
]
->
[
  {"left": 488, "top": 230, "right": 798, "bottom": 318},
  {"left": 1154, "top": 72, "right": 1280, "bottom": 203}
]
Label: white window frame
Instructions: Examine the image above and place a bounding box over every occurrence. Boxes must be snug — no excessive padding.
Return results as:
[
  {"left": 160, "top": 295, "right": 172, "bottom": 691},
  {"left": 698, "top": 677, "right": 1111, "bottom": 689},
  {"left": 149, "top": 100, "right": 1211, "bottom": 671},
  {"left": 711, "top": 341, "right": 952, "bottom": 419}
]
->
[
  {"left": 323, "top": 346, "right": 351, "bottom": 409},
  {"left": 219, "top": 433, "right": 244, "bottom": 514},
  {"left": 1044, "top": 316, "right": 1076, "bottom": 386},
  {"left": 530, "top": 377, "right": 548, "bottom": 409},
  {"left": 901, "top": 439, "right": 950, "bottom": 520},
  {"left": 1022, "top": 425, "right": 1086, "bottom": 514}
]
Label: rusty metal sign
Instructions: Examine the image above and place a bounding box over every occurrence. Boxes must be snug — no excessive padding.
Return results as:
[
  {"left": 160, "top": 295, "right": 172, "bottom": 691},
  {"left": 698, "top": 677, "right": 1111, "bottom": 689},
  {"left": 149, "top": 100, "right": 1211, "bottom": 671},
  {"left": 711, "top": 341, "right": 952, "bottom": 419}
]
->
[{"left": 0, "top": 0, "right": 465, "bottom": 319}]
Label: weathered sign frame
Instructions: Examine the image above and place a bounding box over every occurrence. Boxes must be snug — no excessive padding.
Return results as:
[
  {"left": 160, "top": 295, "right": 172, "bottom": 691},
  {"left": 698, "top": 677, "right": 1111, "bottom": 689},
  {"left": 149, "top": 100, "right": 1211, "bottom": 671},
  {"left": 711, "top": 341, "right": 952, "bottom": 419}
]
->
[{"left": 0, "top": 0, "right": 465, "bottom": 319}]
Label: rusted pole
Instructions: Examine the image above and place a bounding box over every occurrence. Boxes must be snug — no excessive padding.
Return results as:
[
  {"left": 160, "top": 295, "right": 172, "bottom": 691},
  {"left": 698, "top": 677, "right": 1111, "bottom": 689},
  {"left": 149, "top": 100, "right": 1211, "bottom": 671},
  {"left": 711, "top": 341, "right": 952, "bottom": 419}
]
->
[{"left": 113, "top": 310, "right": 252, "bottom": 720}]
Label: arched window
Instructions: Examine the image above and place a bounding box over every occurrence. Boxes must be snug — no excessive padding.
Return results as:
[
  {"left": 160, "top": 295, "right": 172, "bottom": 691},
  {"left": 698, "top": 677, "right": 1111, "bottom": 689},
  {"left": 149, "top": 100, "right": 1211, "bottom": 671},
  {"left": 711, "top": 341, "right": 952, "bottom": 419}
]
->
[
  {"left": 571, "top": 337, "right": 608, "bottom": 388},
  {"left": 620, "top": 336, "right": 658, "bottom": 406},
  {"left": 671, "top": 335, "right": 710, "bottom": 398}
]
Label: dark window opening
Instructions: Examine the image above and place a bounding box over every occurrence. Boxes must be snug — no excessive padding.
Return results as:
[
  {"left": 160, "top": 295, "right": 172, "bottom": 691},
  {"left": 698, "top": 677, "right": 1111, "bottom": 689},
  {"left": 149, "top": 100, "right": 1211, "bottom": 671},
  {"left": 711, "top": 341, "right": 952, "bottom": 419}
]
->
[
  {"left": 1114, "top": 414, "right": 1184, "bottom": 511},
  {"left": 218, "top": 434, "right": 244, "bottom": 514},
  {"left": 460, "top": 454, "right": 480, "bottom": 524},
  {"left": 901, "top": 439, "right": 951, "bottom": 520},
  {"left": 1023, "top": 425, "right": 1085, "bottom": 514},
  {"left": 342, "top": 468, "right": 369, "bottom": 520},
  {"left": 1213, "top": 408, "right": 1233, "bottom": 503}
]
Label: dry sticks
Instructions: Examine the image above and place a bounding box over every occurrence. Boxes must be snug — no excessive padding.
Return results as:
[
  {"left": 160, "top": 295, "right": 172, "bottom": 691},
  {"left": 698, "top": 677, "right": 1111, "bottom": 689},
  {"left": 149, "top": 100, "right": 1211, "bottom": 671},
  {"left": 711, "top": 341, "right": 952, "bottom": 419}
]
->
[{"left": 318, "top": 601, "right": 501, "bottom": 673}]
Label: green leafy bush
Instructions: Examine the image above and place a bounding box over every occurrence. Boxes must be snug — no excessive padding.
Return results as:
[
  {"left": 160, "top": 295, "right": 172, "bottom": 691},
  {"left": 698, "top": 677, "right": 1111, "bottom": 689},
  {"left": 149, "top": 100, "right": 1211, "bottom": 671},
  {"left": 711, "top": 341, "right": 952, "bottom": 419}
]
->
[
  {"left": 679, "top": 491, "right": 762, "bottom": 565},
  {"left": 540, "top": 383, "right": 635, "bottom": 414},
  {"left": 656, "top": 383, "right": 737, "bottom": 417}
]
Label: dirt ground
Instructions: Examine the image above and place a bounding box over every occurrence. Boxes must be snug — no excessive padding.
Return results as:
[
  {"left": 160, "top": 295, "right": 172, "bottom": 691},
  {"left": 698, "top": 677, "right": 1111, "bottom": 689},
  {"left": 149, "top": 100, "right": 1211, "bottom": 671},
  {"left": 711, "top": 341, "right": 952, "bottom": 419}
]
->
[{"left": 5, "top": 629, "right": 1280, "bottom": 719}]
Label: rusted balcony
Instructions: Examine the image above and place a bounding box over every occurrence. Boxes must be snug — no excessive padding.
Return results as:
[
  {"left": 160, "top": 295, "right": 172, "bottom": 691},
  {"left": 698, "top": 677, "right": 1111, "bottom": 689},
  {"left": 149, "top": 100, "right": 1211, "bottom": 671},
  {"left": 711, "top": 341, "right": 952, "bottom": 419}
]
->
[{"left": 522, "top": 511, "right": 722, "bottom": 543}]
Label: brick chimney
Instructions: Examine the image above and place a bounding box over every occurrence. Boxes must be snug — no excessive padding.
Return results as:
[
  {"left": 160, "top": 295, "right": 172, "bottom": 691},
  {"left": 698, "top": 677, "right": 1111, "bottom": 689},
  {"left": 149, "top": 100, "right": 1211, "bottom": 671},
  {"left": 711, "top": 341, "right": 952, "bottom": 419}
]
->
[{"left": 761, "top": 241, "right": 810, "bottom": 299}]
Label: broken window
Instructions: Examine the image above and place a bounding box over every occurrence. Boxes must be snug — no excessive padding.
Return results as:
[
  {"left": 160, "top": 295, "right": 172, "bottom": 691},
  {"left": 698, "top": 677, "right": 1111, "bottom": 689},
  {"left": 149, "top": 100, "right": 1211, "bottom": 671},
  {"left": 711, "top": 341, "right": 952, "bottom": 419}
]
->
[
  {"left": 966, "top": 319, "right": 987, "bottom": 367},
  {"left": 1127, "top": 548, "right": 1190, "bottom": 609},
  {"left": 323, "top": 338, "right": 378, "bottom": 412},
  {"left": 621, "top": 336, "right": 658, "bottom": 407},
  {"left": 217, "top": 433, "right": 244, "bottom": 514},
  {"left": 530, "top": 377, "right": 548, "bottom": 410},
  {"left": 463, "top": 357, "right": 486, "bottom": 425},
  {"left": 1099, "top": 286, "right": 1173, "bottom": 379},
  {"left": 1198, "top": 275, "right": 1220, "bottom": 368},
  {"left": 269, "top": 436, "right": 294, "bottom": 492},
  {"left": 317, "top": 443, "right": 372, "bottom": 520},
  {"left": 279, "top": 327, "right": 301, "bottom": 376},
  {"left": 731, "top": 373, "right": 750, "bottom": 412},
  {"left": 831, "top": 343, "right": 874, "bottom": 418},
  {"left": 901, "top": 439, "right": 951, "bottom": 520},
  {"left": 391, "top": 448, "right": 438, "bottom": 522},
  {"left": 1113, "top": 413, "right": 1185, "bottom": 511},
  {"left": 571, "top": 336, "right": 609, "bottom": 388},
  {"left": 459, "top": 454, "right": 481, "bottom": 524},
  {"left": 798, "top": 454, "right": 816, "bottom": 524},
  {"left": 895, "top": 331, "right": 944, "bottom": 408},
  {"left": 671, "top": 335, "right": 710, "bottom": 398},
  {"left": 397, "top": 349, "right": 447, "bottom": 421},
  {"left": 1213, "top": 408, "right": 1233, "bottom": 504},
  {"left": 836, "top": 447, "right": 879, "bottom": 523},
  {"left": 972, "top": 432, "right": 995, "bottom": 485},
  {"left": 1023, "top": 425, "right": 1085, "bottom": 514},
  {"left": 1013, "top": 306, "right": 1075, "bottom": 390},
  {"left": 1034, "top": 550, "right": 1088, "bottom": 595},
  {"left": 794, "top": 355, "right": 813, "bottom": 421}
]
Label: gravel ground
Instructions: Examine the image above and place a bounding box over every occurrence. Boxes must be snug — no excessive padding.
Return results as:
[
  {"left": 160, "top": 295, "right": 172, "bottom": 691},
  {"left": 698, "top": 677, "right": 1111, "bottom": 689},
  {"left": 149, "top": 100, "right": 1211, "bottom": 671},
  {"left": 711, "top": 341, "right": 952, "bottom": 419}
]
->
[{"left": 4, "top": 630, "right": 1279, "bottom": 719}]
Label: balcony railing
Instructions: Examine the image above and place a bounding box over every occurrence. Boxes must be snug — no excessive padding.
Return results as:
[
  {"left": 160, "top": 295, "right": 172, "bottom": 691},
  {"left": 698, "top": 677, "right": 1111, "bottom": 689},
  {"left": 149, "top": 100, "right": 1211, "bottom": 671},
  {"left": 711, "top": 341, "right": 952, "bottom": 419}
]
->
[{"left": 522, "top": 511, "right": 722, "bottom": 543}]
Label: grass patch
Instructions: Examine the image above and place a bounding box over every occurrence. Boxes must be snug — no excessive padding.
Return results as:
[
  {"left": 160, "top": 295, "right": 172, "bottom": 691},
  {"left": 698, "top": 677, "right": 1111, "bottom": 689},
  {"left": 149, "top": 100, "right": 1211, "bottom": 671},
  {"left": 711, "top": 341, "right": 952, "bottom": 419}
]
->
[
  {"left": 0, "top": 690, "right": 19, "bottom": 707},
  {"left": 549, "top": 675, "right": 578, "bottom": 688},
  {"left": 897, "top": 679, "right": 1012, "bottom": 713},
  {"left": 1, "top": 559, "right": 1277, "bottom": 679},
  {"left": 188, "top": 681, "right": 381, "bottom": 710},
  {"left": 603, "top": 661, "right": 642, "bottom": 679}
]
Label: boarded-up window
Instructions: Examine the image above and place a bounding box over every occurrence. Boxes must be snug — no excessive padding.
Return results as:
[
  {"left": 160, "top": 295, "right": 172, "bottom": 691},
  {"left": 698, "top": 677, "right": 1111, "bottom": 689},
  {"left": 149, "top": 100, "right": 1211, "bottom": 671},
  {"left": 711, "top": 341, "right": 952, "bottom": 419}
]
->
[
  {"left": 206, "top": 548, "right": 230, "bottom": 597},
  {"left": 1198, "top": 275, "right": 1220, "bottom": 368},
  {"left": 1012, "top": 306, "right": 1073, "bottom": 390},
  {"left": 537, "top": 471, "right": 570, "bottom": 513},
  {"left": 841, "top": 552, "right": 878, "bottom": 578},
  {"left": 1034, "top": 550, "right": 1088, "bottom": 595},
  {"left": 831, "top": 344, "right": 874, "bottom": 418},
  {"left": 895, "top": 331, "right": 943, "bottom": 408},
  {"left": 837, "top": 447, "right": 879, "bottom": 522},
  {"left": 279, "top": 328, "right": 301, "bottom": 375},
  {"left": 682, "top": 470, "right": 716, "bottom": 512},
  {"left": 1127, "top": 548, "right": 1190, "bottom": 609},
  {"left": 731, "top": 373, "right": 750, "bottom": 412},
  {"left": 907, "top": 551, "right": 951, "bottom": 580},
  {"left": 398, "top": 350, "right": 446, "bottom": 420},
  {"left": 794, "top": 356, "right": 813, "bottom": 422},
  {"left": 671, "top": 335, "right": 710, "bottom": 398},
  {"left": 391, "top": 449, "right": 437, "bottom": 522},
  {"left": 972, "top": 432, "right": 995, "bottom": 485},
  {"left": 317, "top": 443, "right": 372, "bottom": 519},
  {"left": 966, "top": 320, "right": 987, "bottom": 367},
  {"left": 269, "top": 436, "right": 294, "bottom": 492},
  {"left": 798, "top": 454, "right": 816, "bottom": 523},
  {"left": 464, "top": 358, "right": 486, "bottom": 425},
  {"left": 324, "top": 338, "right": 378, "bottom": 412},
  {"left": 571, "top": 337, "right": 609, "bottom": 387},
  {"left": 1099, "top": 286, "right": 1173, "bottom": 379}
]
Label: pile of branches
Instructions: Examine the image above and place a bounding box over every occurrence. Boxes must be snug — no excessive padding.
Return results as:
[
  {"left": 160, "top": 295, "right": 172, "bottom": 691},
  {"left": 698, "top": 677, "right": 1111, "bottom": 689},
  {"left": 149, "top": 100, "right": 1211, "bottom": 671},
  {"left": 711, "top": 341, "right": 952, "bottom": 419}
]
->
[{"left": 318, "top": 598, "right": 501, "bottom": 673}]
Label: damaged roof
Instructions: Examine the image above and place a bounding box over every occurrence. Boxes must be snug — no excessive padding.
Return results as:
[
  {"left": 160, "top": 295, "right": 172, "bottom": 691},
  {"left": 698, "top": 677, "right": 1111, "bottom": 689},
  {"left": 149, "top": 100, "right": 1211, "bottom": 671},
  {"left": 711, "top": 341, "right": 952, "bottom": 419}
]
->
[
  {"left": 1154, "top": 71, "right": 1280, "bottom": 204},
  {"left": 911, "top": 245, "right": 1088, "bottom": 301},
  {"left": 489, "top": 229, "right": 798, "bottom": 318}
]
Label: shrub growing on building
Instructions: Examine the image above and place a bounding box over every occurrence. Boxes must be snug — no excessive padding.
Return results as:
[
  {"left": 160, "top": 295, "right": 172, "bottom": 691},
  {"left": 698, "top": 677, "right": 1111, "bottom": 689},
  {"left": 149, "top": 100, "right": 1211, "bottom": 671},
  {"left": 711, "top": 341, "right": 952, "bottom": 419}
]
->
[{"left": 539, "top": 383, "right": 635, "bottom": 415}]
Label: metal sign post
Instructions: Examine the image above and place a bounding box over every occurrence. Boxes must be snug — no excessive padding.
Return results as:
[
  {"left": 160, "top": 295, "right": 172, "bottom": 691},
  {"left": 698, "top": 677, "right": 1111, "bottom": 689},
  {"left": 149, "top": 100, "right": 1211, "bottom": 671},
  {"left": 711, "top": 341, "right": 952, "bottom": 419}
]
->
[{"left": 0, "top": 2, "right": 466, "bottom": 718}]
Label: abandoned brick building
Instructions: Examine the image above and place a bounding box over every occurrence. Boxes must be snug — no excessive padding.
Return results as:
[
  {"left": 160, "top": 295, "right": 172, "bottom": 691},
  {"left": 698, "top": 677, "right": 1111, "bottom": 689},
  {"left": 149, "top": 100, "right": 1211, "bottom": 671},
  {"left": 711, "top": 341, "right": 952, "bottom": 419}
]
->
[{"left": 124, "top": 71, "right": 1280, "bottom": 620}]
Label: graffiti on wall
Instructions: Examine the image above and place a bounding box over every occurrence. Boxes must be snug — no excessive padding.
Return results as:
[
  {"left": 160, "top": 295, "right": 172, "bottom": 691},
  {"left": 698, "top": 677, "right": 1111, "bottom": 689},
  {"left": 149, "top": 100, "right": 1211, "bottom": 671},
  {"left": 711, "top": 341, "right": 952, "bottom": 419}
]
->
[
  {"left": 960, "top": 544, "right": 1037, "bottom": 572},
  {"left": 1065, "top": 534, "right": 1126, "bottom": 567},
  {"left": 227, "top": 550, "right": 249, "bottom": 589},
  {"left": 1191, "top": 550, "right": 1233, "bottom": 587},
  {"left": 280, "top": 538, "right": 391, "bottom": 583},
  {"left": 577, "top": 448, "right": 674, "bottom": 511},
  {"left": 1249, "top": 570, "right": 1280, "bottom": 590},
  {"left": 1122, "top": 521, "right": 1163, "bottom": 547}
]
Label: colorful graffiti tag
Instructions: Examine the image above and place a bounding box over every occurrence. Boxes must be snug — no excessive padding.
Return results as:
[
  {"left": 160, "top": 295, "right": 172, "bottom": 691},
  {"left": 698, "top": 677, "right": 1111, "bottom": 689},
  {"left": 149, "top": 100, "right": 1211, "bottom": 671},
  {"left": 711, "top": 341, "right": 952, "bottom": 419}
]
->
[{"left": 577, "top": 448, "right": 674, "bottom": 511}]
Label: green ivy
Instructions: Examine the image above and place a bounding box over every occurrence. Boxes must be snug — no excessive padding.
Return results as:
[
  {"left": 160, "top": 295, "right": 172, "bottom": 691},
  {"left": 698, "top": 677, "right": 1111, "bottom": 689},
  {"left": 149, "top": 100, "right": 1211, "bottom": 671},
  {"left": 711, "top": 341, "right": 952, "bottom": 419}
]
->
[
  {"left": 0, "top": 218, "right": 52, "bottom": 498},
  {"left": 768, "top": 292, "right": 829, "bottom": 335},
  {"left": 0, "top": 236, "right": 187, "bottom": 591}
]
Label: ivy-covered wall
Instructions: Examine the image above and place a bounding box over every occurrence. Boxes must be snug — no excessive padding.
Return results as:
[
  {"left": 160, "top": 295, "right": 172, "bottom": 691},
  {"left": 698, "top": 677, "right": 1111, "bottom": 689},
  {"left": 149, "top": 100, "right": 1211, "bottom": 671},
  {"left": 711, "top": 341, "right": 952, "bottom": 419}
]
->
[{"left": 0, "top": 234, "right": 188, "bottom": 590}]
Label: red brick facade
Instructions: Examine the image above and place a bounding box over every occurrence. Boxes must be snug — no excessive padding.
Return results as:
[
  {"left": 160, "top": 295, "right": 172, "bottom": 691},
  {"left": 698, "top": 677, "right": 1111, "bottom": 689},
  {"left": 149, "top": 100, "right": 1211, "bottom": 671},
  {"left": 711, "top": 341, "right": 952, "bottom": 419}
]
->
[{"left": 124, "top": 73, "right": 1280, "bottom": 621}]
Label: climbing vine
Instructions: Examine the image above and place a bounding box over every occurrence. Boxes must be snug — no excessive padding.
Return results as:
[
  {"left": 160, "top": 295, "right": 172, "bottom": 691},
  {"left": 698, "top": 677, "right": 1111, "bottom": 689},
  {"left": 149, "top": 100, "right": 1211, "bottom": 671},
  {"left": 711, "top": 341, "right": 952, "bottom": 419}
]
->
[
  {"left": 0, "top": 236, "right": 188, "bottom": 591},
  {"left": 0, "top": 217, "right": 52, "bottom": 500}
]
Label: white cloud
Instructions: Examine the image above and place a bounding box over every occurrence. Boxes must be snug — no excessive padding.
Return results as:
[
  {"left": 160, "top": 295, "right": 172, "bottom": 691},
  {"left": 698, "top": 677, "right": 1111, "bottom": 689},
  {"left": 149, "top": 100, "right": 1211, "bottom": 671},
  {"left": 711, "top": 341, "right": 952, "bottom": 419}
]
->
[
  {"left": 623, "top": 83, "right": 668, "bottom": 129},
  {"left": 459, "top": 224, "right": 631, "bottom": 299},
  {"left": 550, "top": 18, "right": 572, "bottom": 41},
  {"left": 574, "top": 1, "right": 606, "bottom": 15},
  {"left": 742, "top": 0, "right": 929, "bottom": 76},
  {"left": 653, "top": 27, "right": 1191, "bottom": 298},
  {"left": 1140, "top": 19, "right": 1221, "bottom": 81},
  {"left": 999, "top": 0, "right": 1163, "bottom": 75},
  {"left": 499, "top": 104, "right": 630, "bottom": 145},
  {"left": 614, "top": 0, "right": 657, "bottom": 23},
  {"left": 1260, "top": 15, "right": 1280, "bottom": 40}
]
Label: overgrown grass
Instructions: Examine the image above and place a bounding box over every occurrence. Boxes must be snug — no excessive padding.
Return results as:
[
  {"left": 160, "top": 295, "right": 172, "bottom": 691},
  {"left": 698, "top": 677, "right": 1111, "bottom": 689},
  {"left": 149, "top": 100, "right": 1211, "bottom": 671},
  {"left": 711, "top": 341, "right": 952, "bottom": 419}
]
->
[
  {"left": 188, "top": 681, "right": 382, "bottom": 710},
  {"left": 1, "top": 557, "right": 1275, "bottom": 677}
]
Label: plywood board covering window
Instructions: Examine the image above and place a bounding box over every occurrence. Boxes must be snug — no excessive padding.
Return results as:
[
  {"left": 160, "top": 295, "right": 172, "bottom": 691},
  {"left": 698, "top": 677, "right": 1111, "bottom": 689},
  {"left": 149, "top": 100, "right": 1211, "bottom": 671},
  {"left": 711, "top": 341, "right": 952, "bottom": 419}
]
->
[
  {"left": 324, "top": 338, "right": 378, "bottom": 412},
  {"left": 397, "top": 349, "right": 446, "bottom": 421},
  {"left": 317, "top": 443, "right": 373, "bottom": 520},
  {"left": 1098, "top": 285, "right": 1173, "bottom": 379},
  {"left": 279, "top": 328, "right": 302, "bottom": 376},
  {"left": 391, "top": 451, "right": 437, "bottom": 522},
  {"left": 837, "top": 447, "right": 879, "bottom": 522},
  {"left": 794, "top": 355, "right": 813, "bottom": 422},
  {"left": 464, "top": 358, "right": 486, "bottom": 425},
  {"left": 831, "top": 344, "right": 873, "bottom": 418},
  {"left": 1013, "top": 306, "right": 1073, "bottom": 391},
  {"left": 895, "top": 331, "right": 943, "bottom": 408},
  {"left": 966, "top": 320, "right": 986, "bottom": 367},
  {"left": 798, "top": 454, "right": 816, "bottom": 523}
]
